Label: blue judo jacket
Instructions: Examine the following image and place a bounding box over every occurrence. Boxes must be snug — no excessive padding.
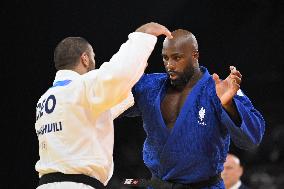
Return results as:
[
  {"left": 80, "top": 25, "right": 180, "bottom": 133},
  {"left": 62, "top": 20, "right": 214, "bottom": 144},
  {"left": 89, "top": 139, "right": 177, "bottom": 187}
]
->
[{"left": 124, "top": 66, "right": 265, "bottom": 187}]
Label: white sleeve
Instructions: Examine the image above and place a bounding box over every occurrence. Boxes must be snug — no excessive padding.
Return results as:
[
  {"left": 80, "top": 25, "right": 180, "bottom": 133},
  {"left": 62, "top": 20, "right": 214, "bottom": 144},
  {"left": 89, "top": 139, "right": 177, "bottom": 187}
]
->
[
  {"left": 83, "top": 32, "right": 157, "bottom": 117},
  {"left": 110, "top": 92, "right": 134, "bottom": 120}
]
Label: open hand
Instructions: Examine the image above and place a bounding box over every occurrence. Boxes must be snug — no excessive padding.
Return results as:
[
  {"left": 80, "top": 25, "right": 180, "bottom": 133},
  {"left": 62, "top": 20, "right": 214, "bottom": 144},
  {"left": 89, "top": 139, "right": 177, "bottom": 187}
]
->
[{"left": 212, "top": 66, "right": 242, "bottom": 107}]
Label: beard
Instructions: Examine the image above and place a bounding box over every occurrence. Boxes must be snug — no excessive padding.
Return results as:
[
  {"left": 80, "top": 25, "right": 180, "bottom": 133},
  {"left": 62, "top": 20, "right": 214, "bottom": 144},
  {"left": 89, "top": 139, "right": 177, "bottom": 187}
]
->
[{"left": 168, "top": 64, "right": 195, "bottom": 87}]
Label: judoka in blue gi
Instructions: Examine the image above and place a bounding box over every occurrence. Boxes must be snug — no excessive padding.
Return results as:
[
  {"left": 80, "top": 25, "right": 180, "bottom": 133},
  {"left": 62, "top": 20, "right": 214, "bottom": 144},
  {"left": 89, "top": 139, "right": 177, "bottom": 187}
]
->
[{"left": 122, "top": 29, "right": 265, "bottom": 189}]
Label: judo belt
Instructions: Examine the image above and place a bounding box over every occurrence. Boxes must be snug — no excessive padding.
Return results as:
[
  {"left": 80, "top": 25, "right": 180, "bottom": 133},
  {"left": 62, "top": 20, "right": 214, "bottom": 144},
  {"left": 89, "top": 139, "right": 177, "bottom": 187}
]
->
[
  {"left": 38, "top": 172, "right": 106, "bottom": 189},
  {"left": 123, "top": 174, "right": 222, "bottom": 189}
]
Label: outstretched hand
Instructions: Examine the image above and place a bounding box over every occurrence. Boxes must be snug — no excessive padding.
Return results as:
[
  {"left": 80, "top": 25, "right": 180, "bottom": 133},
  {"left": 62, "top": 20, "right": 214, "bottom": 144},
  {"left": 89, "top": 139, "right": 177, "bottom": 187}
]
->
[
  {"left": 135, "top": 22, "right": 173, "bottom": 39},
  {"left": 212, "top": 66, "right": 242, "bottom": 108}
]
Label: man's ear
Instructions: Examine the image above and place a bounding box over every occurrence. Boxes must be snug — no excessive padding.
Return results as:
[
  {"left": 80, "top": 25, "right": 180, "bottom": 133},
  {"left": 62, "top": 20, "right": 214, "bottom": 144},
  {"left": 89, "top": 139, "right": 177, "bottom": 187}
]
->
[
  {"left": 81, "top": 52, "right": 89, "bottom": 68},
  {"left": 238, "top": 166, "right": 244, "bottom": 178},
  {"left": 193, "top": 51, "right": 199, "bottom": 60}
]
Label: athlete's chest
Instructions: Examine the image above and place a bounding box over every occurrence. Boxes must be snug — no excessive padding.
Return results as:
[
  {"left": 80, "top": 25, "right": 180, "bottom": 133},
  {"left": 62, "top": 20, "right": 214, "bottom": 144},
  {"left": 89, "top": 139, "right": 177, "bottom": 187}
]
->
[{"left": 160, "top": 88, "right": 192, "bottom": 129}]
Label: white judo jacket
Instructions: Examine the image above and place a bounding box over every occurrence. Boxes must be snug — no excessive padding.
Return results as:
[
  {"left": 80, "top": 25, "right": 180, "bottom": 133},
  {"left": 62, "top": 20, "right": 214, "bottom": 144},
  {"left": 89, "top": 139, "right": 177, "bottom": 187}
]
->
[{"left": 35, "top": 32, "right": 157, "bottom": 185}]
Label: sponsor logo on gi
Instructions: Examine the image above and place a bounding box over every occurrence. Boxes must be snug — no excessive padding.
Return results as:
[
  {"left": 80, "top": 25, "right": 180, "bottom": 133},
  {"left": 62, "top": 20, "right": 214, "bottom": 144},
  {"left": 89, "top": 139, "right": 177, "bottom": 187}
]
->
[
  {"left": 198, "top": 107, "right": 206, "bottom": 126},
  {"left": 123, "top": 179, "right": 139, "bottom": 185},
  {"left": 36, "top": 94, "right": 56, "bottom": 121}
]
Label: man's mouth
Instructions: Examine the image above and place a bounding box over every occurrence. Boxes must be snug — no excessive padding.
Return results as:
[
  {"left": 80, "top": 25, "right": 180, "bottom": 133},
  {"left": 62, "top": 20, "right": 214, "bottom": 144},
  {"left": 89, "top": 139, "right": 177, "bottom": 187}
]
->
[{"left": 168, "top": 71, "right": 178, "bottom": 79}]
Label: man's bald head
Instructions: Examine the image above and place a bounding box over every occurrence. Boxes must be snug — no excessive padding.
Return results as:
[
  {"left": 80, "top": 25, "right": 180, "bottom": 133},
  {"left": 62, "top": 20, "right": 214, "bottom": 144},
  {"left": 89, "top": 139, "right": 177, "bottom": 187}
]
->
[
  {"left": 227, "top": 153, "right": 241, "bottom": 165},
  {"left": 163, "top": 29, "right": 198, "bottom": 51},
  {"left": 222, "top": 153, "right": 243, "bottom": 188}
]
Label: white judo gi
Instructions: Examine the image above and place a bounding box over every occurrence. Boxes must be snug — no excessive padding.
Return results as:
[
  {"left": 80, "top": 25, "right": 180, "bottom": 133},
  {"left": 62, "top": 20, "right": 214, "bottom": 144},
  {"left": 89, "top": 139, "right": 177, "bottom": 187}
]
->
[{"left": 35, "top": 32, "right": 157, "bottom": 189}]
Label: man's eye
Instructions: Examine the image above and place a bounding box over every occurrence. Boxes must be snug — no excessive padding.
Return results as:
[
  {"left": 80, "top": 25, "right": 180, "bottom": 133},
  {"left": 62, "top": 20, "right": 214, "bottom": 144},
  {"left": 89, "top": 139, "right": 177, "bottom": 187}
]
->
[{"left": 175, "top": 57, "right": 181, "bottom": 61}]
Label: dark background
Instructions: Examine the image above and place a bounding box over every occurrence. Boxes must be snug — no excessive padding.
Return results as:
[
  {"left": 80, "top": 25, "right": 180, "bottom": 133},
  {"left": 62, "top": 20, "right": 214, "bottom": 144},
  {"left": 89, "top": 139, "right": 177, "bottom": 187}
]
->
[{"left": 1, "top": 0, "right": 283, "bottom": 188}]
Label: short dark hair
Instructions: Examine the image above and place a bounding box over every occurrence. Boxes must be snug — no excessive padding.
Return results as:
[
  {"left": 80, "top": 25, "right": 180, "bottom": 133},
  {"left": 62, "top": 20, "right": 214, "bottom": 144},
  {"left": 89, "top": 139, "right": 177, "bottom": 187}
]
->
[{"left": 54, "top": 37, "right": 90, "bottom": 70}]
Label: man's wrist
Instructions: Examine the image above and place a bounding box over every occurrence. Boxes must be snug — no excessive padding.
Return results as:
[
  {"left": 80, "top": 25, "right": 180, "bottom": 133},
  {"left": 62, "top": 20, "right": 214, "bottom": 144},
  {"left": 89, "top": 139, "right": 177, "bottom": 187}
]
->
[{"left": 222, "top": 99, "right": 241, "bottom": 126}]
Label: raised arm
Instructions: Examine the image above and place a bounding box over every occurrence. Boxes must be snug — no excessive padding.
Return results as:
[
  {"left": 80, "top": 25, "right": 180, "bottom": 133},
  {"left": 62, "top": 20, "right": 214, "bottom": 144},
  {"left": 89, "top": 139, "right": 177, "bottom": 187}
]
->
[
  {"left": 213, "top": 66, "right": 265, "bottom": 149},
  {"left": 84, "top": 22, "right": 172, "bottom": 117}
]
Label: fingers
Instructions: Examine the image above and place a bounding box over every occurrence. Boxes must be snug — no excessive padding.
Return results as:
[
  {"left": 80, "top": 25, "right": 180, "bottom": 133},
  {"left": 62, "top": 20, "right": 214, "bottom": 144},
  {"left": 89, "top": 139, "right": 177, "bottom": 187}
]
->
[
  {"left": 230, "top": 74, "right": 241, "bottom": 85},
  {"left": 230, "top": 79, "right": 240, "bottom": 90},
  {"left": 151, "top": 23, "right": 172, "bottom": 38},
  {"left": 230, "top": 66, "right": 242, "bottom": 78},
  {"left": 155, "top": 24, "right": 172, "bottom": 38},
  {"left": 135, "top": 22, "right": 172, "bottom": 38},
  {"left": 229, "top": 66, "right": 236, "bottom": 72},
  {"left": 212, "top": 73, "right": 220, "bottom": 83},
  {"left": 163, "top": 27, "right": 173, "bottom": 39},
  {"left": 229, "top": 66, "right": 242, "bottom": 85}
]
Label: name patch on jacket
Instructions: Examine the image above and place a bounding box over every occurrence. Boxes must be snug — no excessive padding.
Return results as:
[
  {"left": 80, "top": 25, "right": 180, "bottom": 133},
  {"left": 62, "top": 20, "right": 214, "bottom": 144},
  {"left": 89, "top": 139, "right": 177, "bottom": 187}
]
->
[{"left": 36, "top": 121, "right": 63, "bottom": 136}]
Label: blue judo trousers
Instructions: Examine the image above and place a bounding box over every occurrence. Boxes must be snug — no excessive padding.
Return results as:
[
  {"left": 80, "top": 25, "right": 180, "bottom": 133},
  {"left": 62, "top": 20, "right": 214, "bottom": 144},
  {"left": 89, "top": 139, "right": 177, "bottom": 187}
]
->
[{"left": 124, "top": 66, "right": 265, "bottom": 189}]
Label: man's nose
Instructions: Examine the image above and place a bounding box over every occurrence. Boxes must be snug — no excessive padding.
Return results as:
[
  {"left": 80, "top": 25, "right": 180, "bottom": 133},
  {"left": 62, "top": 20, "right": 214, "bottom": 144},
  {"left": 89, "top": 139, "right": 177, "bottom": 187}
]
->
[{"left": 165, "top": 60, "right": 175, "bottom": 70}]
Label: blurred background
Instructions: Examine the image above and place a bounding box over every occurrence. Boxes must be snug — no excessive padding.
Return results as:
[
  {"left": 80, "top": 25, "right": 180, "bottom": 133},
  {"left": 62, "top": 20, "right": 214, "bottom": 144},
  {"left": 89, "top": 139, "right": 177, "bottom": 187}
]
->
[{"left": 1, "top": 0, "right": 283, "bottom": 188}]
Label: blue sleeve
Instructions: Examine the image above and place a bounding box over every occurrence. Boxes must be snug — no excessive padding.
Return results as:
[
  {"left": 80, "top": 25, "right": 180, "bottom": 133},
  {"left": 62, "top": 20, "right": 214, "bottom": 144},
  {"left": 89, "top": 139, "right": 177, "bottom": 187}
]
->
[
  {"left": 119, "top": 82, "right": 142, "bottom": 117},
  {"left": 220, "top": 90, "right": 265, "bottom": 150}
]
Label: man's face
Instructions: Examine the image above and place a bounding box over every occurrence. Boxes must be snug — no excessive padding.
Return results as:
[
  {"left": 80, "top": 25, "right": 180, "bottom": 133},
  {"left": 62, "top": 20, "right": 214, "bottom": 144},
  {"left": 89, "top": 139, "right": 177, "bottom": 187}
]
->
[
  {"left": 221, "top": 155, "right": 243, "bottom": 188},
  {"left": 162, "top": 38, "right": 196, "bottom": 87}
]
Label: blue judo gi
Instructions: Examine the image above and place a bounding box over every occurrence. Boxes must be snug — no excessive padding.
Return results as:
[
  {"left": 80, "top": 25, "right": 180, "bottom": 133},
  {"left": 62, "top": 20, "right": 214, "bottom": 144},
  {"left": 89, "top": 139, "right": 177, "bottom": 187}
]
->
[{"left": 124, "top": 66, "right": 265, "bottom": 188}]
